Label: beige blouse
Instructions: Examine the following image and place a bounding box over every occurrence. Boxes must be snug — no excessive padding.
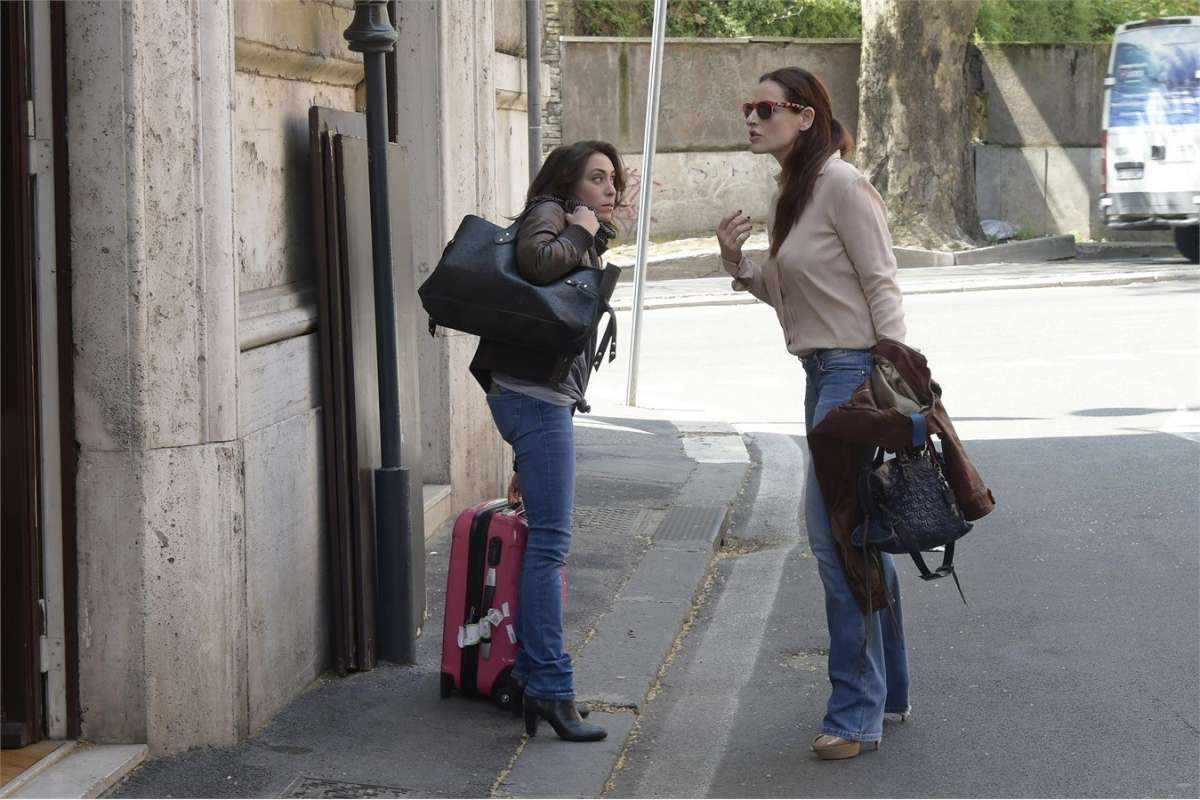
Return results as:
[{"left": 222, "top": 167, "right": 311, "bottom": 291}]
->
[{"left": 723, "top": 153, "right": 906, "bottom": 356}]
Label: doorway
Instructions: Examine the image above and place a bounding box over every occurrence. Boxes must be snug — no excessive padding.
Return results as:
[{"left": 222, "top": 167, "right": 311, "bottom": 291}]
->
[{"left": 2, "top": 0, "right": 78, "bottom": 749}]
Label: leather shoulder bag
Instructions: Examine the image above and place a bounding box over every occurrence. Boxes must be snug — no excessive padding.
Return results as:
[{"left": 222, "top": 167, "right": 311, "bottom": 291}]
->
[{"left": 418, "top": 208, "right": 614, "bottom": 361}]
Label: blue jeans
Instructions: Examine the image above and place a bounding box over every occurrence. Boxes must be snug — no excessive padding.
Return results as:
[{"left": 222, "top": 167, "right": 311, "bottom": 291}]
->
[
  {"left": 486, "top": 384, "right": 576, "bottom": 700},
  {"left": 802, "top": 348, "right": 910, "bottom": 743}
]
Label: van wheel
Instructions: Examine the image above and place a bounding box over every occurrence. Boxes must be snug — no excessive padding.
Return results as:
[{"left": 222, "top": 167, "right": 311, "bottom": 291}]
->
[{"left": 1175, "top": 225, "right": 1199, "bottom": 264}]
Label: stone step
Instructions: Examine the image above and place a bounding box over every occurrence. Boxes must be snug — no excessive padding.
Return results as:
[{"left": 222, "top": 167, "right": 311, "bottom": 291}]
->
[{"left": 7, "top": 743, "right": 147, "bottom": 799}]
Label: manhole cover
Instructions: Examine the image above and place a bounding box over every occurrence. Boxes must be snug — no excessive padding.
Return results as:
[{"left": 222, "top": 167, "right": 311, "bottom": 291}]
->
[
  {"left": 281, "top": 776, "right": 426, "bottom": 798},
  {"left": 575, "top": 506, "right": 647, "bottom": 534}
]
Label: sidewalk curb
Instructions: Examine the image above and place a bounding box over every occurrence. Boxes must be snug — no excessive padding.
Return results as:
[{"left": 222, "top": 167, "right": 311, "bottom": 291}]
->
[
  {"left": 494, "top": 424, "right": 753, "bottom": 799},
  {"left": 895, "top": 235, "right": 1077, "bottom": 267},
  {"left": 609, "top": 234, "right": 1080, "bottom": 280},
  {"left": 610, "top": 268, "right": 1199, "bottom": 312}
]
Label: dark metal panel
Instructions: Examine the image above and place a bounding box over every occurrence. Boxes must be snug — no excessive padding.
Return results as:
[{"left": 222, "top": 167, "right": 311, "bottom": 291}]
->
[
  {"left": 311, "top": 106, "right": 426, "bottom": 671},
  {"left": 49, "top": 0, "right": 80, "bottom": 738},
  {"left": 334, "top": 135, "right": 427, "bottom": 659},
  {"left": 309, "top": 108, "right": 366, "bottom": 673},
  {"left": 2, "top": 0, "right": 45, "bottom": 749},
  {"left": 385, "top": 1, "right": 399, "bottom": 144},
  {"left": 334, "top": 134, "right": 380, "bottom": 670}
]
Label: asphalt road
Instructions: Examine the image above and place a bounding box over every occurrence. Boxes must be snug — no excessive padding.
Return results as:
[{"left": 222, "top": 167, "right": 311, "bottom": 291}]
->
[{"left": 591, "top": 272, "right": 1200, "bottom": 798}]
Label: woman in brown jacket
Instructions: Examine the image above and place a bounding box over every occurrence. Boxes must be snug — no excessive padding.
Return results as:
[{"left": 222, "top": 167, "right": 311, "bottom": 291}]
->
[
  {"left": 716, "top": 67, "right": 910, "bottom": 760},
  {"left": 470, "top": 141, "right": 624, "bottom": 742}
]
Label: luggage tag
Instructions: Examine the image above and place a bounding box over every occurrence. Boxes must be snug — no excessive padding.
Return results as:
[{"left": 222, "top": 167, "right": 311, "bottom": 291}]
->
[{"left": 478, "top": 608, "right": 504, "bottom": 658}]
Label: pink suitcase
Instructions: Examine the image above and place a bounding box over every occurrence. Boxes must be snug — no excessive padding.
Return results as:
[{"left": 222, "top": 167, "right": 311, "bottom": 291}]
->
[{"left": 439, "top": 500, "right": 527, "bottom": 709}]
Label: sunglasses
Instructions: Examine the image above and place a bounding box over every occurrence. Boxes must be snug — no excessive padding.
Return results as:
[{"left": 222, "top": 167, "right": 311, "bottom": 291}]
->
[{"left": 741, "top": 100, "right": 807, "bottom": 120}]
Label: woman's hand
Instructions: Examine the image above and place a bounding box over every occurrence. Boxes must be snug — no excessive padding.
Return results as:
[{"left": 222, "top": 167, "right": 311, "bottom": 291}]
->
[
  {"left": 565, "top": 205, "right": 600, "bottom": 236},
  {"left": 717, "top": 209, "right": 753, "bottom": 266},
  {"left": 507, "top": 472, "right": 522, "bottom": 506}
]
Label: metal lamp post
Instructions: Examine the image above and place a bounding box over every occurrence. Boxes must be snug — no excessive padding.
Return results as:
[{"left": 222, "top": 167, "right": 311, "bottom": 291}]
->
[
  {"left": 344, "top": 0, "right": 414, "bottom": 664},
  {"left": 625, "top": 0, "right": 668, "bottom": 406},
  {"left": 526, "top": 0, "right": 543, "bottom": 179}
]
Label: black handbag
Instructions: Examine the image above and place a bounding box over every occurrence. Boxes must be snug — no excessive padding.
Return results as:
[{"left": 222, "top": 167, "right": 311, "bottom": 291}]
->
[
  {"left": 418, "top": 210, "right": 615, "bottom": 363},
  {"left": 853, "top": 413, "right": 972, "bottom": 603}
]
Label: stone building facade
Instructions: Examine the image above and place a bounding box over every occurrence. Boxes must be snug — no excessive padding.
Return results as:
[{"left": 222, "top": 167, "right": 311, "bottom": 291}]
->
[{"left": 8, "top": 0, "right": 537, "bottom": 758}]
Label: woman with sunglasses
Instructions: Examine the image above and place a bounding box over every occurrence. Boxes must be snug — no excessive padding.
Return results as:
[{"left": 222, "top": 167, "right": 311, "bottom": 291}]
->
[
  {"left": 469, "top": 140, "right": 625, "bottom": 743},
  {"left": 717, "top": 67, "right": 909, "bottom": 760}
]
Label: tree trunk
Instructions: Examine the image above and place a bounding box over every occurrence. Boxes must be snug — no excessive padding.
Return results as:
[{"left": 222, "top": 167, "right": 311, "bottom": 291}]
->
[{"left": 857, "top": 0, "right": 983, "bottom": 249}]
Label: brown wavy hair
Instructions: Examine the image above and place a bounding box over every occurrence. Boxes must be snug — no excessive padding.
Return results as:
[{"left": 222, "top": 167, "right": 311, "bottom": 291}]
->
[
  {"left": 525, "top": 140, "right": 627, "bottom": 210},
  {"left": 759, "top": 68, "right": 854, "bottom": 257}
]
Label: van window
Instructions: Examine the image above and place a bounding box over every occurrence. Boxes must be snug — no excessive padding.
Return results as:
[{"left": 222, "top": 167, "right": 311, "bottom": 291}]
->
[{"left": 1109, "top": 24, "right": 1200, "bottom": 128}]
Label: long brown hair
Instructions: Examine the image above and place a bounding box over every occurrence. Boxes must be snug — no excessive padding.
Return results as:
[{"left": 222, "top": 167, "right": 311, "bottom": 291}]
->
[
  {"left": 525, "top": 140, "right": 626, "bottom": 209},
  {"left": 759, "top": 68, "right": 853, "bottom": 257}
]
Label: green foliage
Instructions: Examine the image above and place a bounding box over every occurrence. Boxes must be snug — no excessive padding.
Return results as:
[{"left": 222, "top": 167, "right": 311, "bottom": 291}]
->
[
  {"left": 976, "top": 0, "right": 1200, "bottom": 42},
  {"left": 573, "top": 0, "right": 861, "bottom": 39},
  {"left": 574, "top": 0, "right": 649, "bottom": 37},
  {"left": 571, "top": 0, "right": 1199, "bottom": 41}
]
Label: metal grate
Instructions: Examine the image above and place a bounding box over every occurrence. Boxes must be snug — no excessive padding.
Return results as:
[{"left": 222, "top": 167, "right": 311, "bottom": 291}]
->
[
  {"left": 281, "top": 776, "right": 429, "bottom": 799},
  {"left": 653, "top": 505, "right": 726, "bottom": 543},
  {"left": 574, "top": 506, "right": 647, "bottom": 535}
]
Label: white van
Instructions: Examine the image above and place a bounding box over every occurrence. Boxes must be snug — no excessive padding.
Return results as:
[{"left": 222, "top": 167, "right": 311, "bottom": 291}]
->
[{"left": 1099, "top": 16, "right": 1200, "bottom": 262}]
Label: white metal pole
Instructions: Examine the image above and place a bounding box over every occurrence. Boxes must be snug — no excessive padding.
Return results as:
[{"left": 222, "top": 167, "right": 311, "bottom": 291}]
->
[{"left": 625, "top": 0, "right": 668, "bottom": 406}]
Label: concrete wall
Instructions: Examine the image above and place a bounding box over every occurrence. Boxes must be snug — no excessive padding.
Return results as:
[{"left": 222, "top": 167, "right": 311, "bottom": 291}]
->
[
  {"left": 562, "top": 38, "right": 1109, "bottom": 152},
  {"left": 561, "top": 37, "right": 862, "bottom": 152},
  {"left": 68, "top": 0, "right": 509, "bottom": 755},
  {"left": 980, "top": 42, "right": 1109, "bottom": 147},
  {"left": 495, "top": 0, "right": 530, "bottom": 56},
  {"left": 610, "top": 150, "right": 778, "bottom": 240},
  {"left": 560, "top": 38, "right": 1148, "bottom": 241}
]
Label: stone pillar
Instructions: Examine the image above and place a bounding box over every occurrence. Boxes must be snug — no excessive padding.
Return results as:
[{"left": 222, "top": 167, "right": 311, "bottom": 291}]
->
[
  {"left": 66, "top": 0, "right": 245, "bottom": 753},
  {"left": 394, "top": 1, "right": 508, "bottom": 510},
  {"left": 542, "top": 0, "right": 565, "bottom": 153}
]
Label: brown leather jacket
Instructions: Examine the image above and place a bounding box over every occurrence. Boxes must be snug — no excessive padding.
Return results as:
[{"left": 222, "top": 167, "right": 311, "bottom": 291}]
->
[
  {"left": 469, "top": 199, "right": 619, "bottom": 404},
  {"left": 809, "top": 339, "right": 996, "bottom": 613}
]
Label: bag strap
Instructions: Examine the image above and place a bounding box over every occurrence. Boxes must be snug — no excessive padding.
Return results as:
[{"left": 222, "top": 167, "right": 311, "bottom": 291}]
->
[
  {"left": 909, "top": 543, "right": 968, "bottom": 605},
  {"left": 910, "top": 412, "right": 928, "bottom": 448},
  {"left": 592, "top": 302, "right": 618, "bottom": 371}
]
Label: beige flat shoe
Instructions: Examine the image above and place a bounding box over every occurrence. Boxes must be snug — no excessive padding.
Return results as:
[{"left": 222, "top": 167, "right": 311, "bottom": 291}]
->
[{"left": 811, "top": 734, "right": 880, "bottom": 760}]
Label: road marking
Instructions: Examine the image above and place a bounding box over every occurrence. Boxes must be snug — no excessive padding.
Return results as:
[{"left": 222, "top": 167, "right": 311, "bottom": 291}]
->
[
  {"left": 574, "top": 418, "right": 654, "bottom": 436},
  {"left": 679, "top": 434, "right": 751, "bottom": 464},
  {"left": 675, "top": 421, "right": 751, "bottom": 464},
  {"left": 1158, "top": 404, "right": 1200, "bottom": 444}
]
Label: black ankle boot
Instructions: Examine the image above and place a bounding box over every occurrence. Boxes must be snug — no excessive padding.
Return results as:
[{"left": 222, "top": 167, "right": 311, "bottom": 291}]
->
[
  {"left": 523, "top": 697, "right": 606, "bottom": 742},
  {"left": 511, "top": 684, "right": 590, "bottom": 718}
]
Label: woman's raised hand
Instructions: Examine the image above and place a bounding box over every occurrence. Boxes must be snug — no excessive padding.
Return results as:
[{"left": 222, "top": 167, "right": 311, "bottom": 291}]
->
[
  {"left": 717, "top": 210, "right": 753, "bottom": 266},
  {"left": 565, "top": 205, "right": 600, "bottom": 236}
]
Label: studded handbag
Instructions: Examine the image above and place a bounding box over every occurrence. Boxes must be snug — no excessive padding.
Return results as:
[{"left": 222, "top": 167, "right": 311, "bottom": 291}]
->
[{"left": 853, "top": 413, "right": 973, "bottom": 602}]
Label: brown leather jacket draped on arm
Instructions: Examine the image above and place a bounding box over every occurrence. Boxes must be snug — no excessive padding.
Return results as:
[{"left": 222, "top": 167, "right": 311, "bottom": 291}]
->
[{"left": 809, "top": 339, "right": 996, "bottom": 613}]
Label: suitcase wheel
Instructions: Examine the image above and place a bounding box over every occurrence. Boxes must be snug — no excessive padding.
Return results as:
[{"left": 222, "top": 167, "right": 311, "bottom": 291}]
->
[
  {"left": 492, "top": 667, "right": 518, "bottom": 710},
  {"left": 440, "top": 671, "right": 455, "bottom": 699},
  {"left": 493, "top": 683, "right": 517, "bottom": 710}
]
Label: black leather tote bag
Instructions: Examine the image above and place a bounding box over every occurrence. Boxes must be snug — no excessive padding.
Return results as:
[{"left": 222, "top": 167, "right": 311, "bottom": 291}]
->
[{"left": 418, "top": 214, "right": 607, "bottom": 357}]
